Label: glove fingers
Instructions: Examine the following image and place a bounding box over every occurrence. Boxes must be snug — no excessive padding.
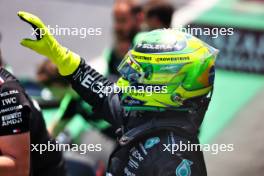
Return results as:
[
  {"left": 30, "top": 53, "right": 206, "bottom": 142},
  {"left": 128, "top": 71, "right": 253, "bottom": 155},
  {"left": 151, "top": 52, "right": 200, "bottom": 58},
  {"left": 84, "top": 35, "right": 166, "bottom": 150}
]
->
[
  {"left": 18, "top": 11, "right": 45, "bottom": 29},
  {"left": 20, "top": 38, "right": 39, "bottom": 51}
]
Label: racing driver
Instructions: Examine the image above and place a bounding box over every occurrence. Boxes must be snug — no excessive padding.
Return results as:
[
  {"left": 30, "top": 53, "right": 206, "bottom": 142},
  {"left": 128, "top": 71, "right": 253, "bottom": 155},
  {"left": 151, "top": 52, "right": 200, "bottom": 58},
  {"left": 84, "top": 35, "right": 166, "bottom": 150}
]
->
[{"left": 18, "top": 11, "right": 218, "bottom": 176}]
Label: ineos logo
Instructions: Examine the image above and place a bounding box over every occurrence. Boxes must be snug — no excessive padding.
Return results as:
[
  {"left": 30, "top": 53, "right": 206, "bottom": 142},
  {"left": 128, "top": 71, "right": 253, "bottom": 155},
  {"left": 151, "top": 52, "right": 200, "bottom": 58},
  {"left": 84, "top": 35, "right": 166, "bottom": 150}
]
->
[{"left": 81, "top": 75, "right": 105, "bottom": 98}]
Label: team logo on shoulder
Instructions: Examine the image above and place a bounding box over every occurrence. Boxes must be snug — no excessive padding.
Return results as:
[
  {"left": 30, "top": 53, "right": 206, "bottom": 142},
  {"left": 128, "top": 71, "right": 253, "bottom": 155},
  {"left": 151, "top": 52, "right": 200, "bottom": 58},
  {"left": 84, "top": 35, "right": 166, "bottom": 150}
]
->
[{"left": 144, "top": 137, "right": 160, "bottom": 149}]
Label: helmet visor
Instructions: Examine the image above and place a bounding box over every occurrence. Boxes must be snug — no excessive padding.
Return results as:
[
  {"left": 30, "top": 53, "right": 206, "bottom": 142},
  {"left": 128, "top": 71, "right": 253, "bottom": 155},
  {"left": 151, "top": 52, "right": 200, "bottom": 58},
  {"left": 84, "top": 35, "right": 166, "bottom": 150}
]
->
[{"left": 118, "top": 51, "right": 145, "bottom": 83}]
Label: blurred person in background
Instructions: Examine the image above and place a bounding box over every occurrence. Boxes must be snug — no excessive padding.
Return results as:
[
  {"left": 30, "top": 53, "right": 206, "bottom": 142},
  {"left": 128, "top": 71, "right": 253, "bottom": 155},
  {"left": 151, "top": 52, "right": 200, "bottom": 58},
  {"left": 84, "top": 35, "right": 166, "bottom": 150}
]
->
[
  {"left": 113, "top": 0, "right": 143, "bottom": 42},
  {"left": 36, "top": 59, "right": 75, "bottom": 135},
  {"left": 132, "top": 0, "right": 175, "bottom": 52},
  {"left": 36, "top": 59, "right": 71, "bottom": 101},
  {"left": 106, "top": 0, "right": 144, "bottom": 79},
  {"left": 37, "top": 59, "right": 68, "bottom": 88},
  {"left": 144, "top": 0, "right": 175, "bottom": 30},
  {"left": 0, "top": 48, "right": 67, "bottom": 176}
]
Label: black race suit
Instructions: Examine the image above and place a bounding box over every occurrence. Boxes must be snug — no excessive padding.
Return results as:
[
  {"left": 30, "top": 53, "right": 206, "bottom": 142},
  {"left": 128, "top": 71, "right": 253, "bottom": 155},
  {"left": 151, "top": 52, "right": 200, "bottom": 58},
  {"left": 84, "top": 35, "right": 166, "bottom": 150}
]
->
[
  {"left": 0, "top": 68, "right": 66, "bottom": 176},
  {"left": 64, "top": 58, "right": 209, "bottom": 176}
]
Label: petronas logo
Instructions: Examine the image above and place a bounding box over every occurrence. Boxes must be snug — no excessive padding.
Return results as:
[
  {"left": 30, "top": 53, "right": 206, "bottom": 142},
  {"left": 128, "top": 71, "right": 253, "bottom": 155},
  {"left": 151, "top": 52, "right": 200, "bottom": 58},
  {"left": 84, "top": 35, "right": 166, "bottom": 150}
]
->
[
  {"left": 144, "top": 137, "right": 160, "bottom": 149},
  {"left": 176, "top": 159, "right": 193, "bottom": 176}
]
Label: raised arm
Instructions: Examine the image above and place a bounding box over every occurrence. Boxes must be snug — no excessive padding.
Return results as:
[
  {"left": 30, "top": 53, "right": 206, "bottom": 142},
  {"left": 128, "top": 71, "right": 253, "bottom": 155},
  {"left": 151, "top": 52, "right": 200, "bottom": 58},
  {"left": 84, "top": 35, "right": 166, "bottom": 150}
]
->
[{"left": 18, "top": 11, "right": 121, "bottom": 125}]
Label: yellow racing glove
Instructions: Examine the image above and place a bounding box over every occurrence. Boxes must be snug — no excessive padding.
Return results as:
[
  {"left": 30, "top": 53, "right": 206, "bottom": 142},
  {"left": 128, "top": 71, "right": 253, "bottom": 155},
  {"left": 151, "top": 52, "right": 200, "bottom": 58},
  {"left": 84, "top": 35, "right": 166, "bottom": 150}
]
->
[{"left": 18, "top": 11, "right": 80, "bottom": 76}]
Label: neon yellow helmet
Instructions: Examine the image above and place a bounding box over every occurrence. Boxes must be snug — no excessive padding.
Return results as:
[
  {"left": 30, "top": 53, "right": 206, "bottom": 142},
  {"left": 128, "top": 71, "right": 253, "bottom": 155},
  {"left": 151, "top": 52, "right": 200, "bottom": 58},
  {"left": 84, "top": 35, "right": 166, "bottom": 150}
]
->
[{"left": 116, "top": 29, "right": 218, "bottom": 111}]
